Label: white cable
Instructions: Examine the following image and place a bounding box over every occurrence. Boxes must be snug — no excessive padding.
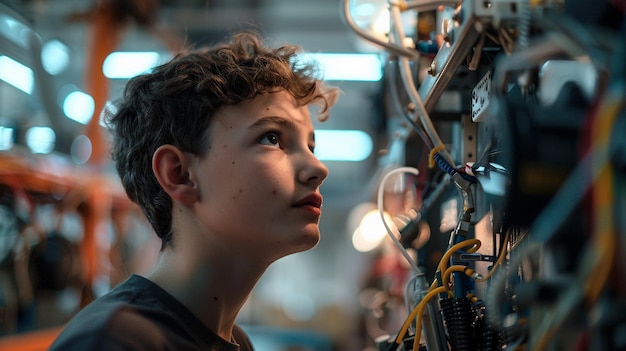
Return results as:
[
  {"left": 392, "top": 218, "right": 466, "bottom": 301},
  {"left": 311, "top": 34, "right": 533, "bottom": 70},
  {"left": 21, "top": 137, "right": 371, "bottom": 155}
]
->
[
  {"left": 342, "top": 0, "right": 417, "bottom": 58},
  {"left": 388, "top": 2, "right": 456, "bottom": 167},
  {"left": 377, "top": 166, "right": 421, "bottom": 273},
  {"left": 403, "top": 0, "right": 459, "bottom": 11}
]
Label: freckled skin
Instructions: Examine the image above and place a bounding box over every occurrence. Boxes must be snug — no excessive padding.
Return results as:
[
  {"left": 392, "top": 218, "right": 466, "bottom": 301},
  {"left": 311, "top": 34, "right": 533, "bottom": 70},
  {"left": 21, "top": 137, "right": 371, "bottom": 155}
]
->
[
  {"left": 188, "top": 90, "right": 328, "bottom": 262},
  {"left": 143, "top": 93, "right": 330, "bottom": 349}
]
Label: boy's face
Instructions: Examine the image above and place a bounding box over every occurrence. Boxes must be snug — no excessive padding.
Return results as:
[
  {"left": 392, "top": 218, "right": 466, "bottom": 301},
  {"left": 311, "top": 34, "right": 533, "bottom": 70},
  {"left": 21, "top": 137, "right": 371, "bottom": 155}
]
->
[{"left": 189, "top": 90, "right": 329, "bottom": 262}]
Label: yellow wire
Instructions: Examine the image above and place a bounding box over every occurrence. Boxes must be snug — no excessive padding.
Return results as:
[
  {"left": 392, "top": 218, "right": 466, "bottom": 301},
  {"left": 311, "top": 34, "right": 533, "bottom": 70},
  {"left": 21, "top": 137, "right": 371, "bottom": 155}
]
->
[
  {"left": 391, "top": 0, "right": 408, "bottom": 12},
  {"left": 584, "top": 98, "right": 622, "bottom": 302},
  {"left": 436, "top": 239, "right": 481, "bottom": 276},
  {"left": 429, "top": 279, "right": 437, "bottom": 291},
  {"left": 437, "top": 232, "right": 509, "bottom": 298},
  {"left": 442, "top": 265, "right": 476, "bottom": 297},
  {"left": 416, "top": 287, "right": 448, "bottom": 351},
  {"left": 428, "top": 144, "right": 446, "bottom": 168},
  {"left": 585, "top": 185, "right": 615, "bottom": 302},
  {"left": 427, "top": 239, "right": 480, "bottom": 298},
  {"left": 466, "top": 293, "right": 479, "bottom": 304},
  {"left": 393, "top": 286, "right": 447, "bottom": 346},
  {"left": 475, "top": 230, "right": 511, "bottom": 283}
]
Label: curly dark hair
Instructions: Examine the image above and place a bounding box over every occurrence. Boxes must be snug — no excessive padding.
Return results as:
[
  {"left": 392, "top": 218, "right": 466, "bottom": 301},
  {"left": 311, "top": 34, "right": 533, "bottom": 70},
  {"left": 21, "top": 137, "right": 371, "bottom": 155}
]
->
[{"left": 107, "top": 31, "right": 339, "bottom": 249}]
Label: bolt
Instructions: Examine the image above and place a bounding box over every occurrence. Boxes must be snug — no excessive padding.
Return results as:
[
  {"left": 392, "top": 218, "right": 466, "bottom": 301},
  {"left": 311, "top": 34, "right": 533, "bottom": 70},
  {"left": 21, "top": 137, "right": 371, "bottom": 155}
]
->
[{"left": 427, "top": 62, "right": 436, "bottom": 76}]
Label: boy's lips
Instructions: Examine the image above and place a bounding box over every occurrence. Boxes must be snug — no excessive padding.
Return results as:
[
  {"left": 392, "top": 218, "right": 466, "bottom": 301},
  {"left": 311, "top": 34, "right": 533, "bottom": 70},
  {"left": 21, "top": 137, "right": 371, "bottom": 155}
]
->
[{"left": 293, "top": 193, "right": 323, "bottom": 215}]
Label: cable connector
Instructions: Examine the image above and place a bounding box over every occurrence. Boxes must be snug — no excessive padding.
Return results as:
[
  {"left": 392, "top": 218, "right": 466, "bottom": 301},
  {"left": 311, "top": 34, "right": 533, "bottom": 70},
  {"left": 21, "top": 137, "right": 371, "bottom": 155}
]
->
[{"left": 470, "top": 271, "right": 484, "bottom": 281}]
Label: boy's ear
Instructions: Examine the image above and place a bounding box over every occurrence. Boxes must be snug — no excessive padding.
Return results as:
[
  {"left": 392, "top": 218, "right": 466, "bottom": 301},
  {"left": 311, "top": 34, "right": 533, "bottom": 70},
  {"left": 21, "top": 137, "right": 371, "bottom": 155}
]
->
[{"left": 152, "top": 145, "right": 198, "bottom": 205}]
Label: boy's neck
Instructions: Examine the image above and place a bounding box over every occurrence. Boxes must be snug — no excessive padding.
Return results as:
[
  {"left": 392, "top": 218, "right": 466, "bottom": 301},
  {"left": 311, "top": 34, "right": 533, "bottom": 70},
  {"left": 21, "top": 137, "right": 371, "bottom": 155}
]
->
[{"left": 146, "top": 245, "right": 267, "bottom": 341}]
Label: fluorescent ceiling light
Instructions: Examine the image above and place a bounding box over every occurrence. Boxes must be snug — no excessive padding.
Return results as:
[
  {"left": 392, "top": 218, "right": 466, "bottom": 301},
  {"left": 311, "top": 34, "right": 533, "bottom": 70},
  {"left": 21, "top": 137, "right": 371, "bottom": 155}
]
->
[
  {"left": 63, "top": 90, "right": 95, "bottom": 124},
  {"left": 103, "top": 51, "right": 161, "bottom": 79},
  {"left": 102, "top": 51, "right": 381, "bottom": 81},
  {"left": 25, "top": 126, "right": 55, "bottom": 154},
  {"left": 0, "top": 55, "right": 34, "bottom": 94},
  {"left": 315, "top": 129, "right": 373, "bottom": 161},
  {"left": 297, "top": 53, "right": 382, "bottom": 81},
  {"left": 0, "top": 126, "right": 15, "bottom": 150},
  {"left": 42, "top": 39, "right": 70, "bottom": 75}
]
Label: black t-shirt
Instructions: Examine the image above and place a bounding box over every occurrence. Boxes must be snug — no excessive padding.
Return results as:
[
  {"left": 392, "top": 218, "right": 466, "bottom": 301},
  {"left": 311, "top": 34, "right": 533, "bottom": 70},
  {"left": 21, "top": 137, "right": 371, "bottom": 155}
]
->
[{"left": 49, "top": 274, "right": 254, "bottom": 351}]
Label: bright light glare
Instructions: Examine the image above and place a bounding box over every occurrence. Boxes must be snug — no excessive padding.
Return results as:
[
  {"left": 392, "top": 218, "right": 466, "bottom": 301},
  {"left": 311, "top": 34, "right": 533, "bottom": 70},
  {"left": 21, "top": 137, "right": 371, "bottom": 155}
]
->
[
  {"left": 354, "top": 3, "right": 378, "bottom": 17},
  {"left": 315, "top": 129, "right": 373, "bottom": 162},
  {"left": 352, "top": 3, "right": 378, "bottom": 27},
  {"left": 352, "top": 210, "right": 395, "bottom": 252},
  {"left": 372, "top": 8, "right": 391, "bottom": 34},
  {"left": 0, "top": 126, "right": 14, "bottom": 150},
  {"left": 0, "top": 55, "right": 34, "bottom": 94},
  {"left": 42, "top": 39, "right": 70, "bottom": 75},
  {"left": 298, "top": 53, "right": 382, "bottom": 81},
  {"left": 25, "top": 126, "right": 55, "bottom": 154},
  {"left": 103, "top": 52, "right": 160, "bottom": 79},
  {"left": 63, "top": 91, "right": 95, "bottom": 124}
]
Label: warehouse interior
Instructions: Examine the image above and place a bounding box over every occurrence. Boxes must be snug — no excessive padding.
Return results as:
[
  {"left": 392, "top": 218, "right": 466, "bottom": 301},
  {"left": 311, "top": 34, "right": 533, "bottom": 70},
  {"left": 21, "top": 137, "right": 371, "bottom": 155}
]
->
[{"left": 1, "top": 0, "right": 625, "bottom": 350}]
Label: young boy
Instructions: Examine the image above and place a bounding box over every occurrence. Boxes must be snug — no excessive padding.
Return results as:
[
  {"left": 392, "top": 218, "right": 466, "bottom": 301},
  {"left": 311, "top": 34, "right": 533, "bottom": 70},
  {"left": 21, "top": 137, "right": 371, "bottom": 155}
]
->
[{"left": 49, "top": 31, "right": 339, "bottom": 350}]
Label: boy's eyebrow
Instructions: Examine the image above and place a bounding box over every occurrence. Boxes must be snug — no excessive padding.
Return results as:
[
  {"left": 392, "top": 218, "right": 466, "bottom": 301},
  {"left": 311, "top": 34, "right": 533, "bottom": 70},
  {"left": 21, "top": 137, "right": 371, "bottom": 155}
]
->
[
  {"left": 248, "top": 115, "right": 294, "bottom": 129},
  {"left": 248, "top": 115, "right": 316, "bottom": 141}
]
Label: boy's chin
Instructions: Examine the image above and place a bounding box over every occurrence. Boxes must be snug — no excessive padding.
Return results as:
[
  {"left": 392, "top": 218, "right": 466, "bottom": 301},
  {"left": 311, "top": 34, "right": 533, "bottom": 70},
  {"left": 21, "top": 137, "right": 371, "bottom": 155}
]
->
[{"left": 277, "top": 232, "right": 321, "bottom": 258}]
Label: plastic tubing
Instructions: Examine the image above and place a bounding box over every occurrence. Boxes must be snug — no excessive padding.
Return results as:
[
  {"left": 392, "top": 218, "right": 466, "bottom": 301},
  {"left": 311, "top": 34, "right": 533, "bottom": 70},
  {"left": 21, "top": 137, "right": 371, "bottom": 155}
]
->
[
  {"left": 377, "top": 166, "right": 421, "bottom": 273},
  {"left": 388, "top": 286, "right": 448, "bottom": 350}
]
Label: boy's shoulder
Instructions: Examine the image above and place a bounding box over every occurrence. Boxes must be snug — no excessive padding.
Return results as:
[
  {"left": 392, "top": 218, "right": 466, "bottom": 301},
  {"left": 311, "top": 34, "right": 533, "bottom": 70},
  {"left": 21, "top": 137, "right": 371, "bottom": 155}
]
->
[
  {"left": 48, "top": 275, "right": 150, "bottom": 350},
  {"left": 48, "top": 275, "right": 252, "bottom": 351}
]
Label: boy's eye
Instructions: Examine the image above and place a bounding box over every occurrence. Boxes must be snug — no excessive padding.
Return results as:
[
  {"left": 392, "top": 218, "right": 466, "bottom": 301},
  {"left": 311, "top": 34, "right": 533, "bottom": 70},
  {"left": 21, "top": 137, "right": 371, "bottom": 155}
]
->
[{"left": 259, "top": 132, "right": 281, "bottom": 147}]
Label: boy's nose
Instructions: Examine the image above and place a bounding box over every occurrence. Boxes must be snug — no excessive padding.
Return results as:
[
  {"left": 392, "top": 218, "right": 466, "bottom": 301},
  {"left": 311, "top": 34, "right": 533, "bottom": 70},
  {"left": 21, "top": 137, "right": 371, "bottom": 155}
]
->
[{"left": 299, "top": 154, "right": 329, "bottom": 187}]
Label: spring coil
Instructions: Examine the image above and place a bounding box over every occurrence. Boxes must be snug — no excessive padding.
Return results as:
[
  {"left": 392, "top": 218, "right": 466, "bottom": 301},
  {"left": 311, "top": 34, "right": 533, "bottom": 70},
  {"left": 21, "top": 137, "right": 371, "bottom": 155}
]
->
[
  {"left": 481, "top": 322, "right": 501, "bottom": 351},
  {"left": 473, "top": 310, "right": 485, "bottom": 350},
  {"left": 440, "top": 298, "right": 457, "bottom": 347},
  {"left": 450, "top": 297, "right": 474, "bottom": 351}
]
